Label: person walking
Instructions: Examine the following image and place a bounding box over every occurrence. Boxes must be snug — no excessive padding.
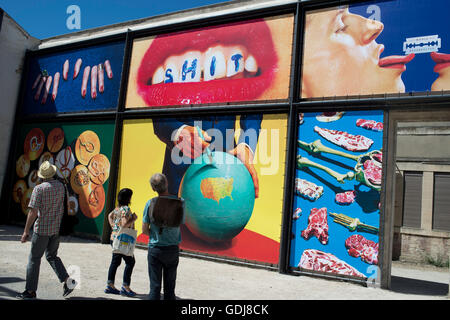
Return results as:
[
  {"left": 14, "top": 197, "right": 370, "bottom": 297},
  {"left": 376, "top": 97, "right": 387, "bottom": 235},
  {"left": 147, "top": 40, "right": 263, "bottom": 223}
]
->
[
  {"left": 17, "top": 161, "right": 76, "bottom": 300},
  {"left": 142, "top": 173, "right": 184, "bottom": 300},
  {"left": 105, "top": 188, "right": 137, "bottom": 297}
]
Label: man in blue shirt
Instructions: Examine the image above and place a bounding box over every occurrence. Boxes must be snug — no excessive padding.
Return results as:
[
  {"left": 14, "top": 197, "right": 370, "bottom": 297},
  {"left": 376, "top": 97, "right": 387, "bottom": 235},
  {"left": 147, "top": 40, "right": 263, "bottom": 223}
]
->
[{"left": 142, "top": 173, "right": 184, "bottom": 300}]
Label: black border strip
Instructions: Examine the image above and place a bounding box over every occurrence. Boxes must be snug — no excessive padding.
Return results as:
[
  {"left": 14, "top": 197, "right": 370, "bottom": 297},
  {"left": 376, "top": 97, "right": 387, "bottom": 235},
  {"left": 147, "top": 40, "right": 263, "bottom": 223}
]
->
[
  {"left": 101, "top": 29, "right": 133, "bottom": 243},
  {"left": 278, "top": 1, "right": 301, "bottom": 274}
]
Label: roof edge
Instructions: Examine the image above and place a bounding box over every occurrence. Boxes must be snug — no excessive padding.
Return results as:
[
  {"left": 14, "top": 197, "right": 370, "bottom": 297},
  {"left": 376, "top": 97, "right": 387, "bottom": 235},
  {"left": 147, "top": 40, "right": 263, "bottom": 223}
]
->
[{"left": 38, "top": 0, "right": 296, "bottom": 50}]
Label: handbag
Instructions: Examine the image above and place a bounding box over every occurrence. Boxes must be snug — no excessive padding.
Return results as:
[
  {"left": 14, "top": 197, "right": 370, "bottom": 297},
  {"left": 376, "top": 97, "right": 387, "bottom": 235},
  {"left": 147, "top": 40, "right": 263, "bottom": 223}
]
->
[{"left": 112, "top": 227, "right": 137, "bottom": 256}]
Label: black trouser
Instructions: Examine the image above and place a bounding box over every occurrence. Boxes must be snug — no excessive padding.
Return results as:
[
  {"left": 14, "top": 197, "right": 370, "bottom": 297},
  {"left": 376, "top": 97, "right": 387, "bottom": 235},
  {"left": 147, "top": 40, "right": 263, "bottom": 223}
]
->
[
  {"left": 107, "top": 242, "right": 135, "bottom": 287},
  {"left": 147, "top": 245, "right": 179, "bottom": 300}
]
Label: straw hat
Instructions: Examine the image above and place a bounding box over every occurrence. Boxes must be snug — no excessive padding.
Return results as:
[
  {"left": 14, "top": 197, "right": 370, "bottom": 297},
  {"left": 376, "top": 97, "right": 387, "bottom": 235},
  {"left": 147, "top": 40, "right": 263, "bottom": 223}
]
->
[{"left": 37, "top": 160, "right": 57, "bottom": 179}]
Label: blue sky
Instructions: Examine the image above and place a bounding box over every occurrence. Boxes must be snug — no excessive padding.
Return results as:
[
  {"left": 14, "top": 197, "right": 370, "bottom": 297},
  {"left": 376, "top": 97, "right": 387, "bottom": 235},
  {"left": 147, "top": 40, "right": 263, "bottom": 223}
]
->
[{"left": 0, "top": 0, "right": 231, "bottom": 39}]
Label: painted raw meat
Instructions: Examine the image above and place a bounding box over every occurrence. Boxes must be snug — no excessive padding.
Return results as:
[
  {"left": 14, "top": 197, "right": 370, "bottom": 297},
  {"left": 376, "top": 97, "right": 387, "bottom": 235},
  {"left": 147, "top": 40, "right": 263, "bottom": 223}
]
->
[
  {"left": 363, "top": 159, "right": 382, "bottom": 186},
  {"left": 293, "top": 207, "right": 302, "bottom": 220},
  {"left": 335, "top": 190, "right": 356, "bottom": 205},
  {"left": 314, "top": 126, "right": 374, "bottom": 152},
  {"left": 356, "top": 119, "right": 383, "bottom": 132},
  {"left": 301, "top": 207, "right": 329, "bottom": 245},
  {"left": 295, "top": 178, "right": 323, "bottom": 201},
  {"left": 299, "top": 249, "right": 365, "bottom": 278},
  {"left": 345, "top": 234, "right": 379, "bottom": 265}
]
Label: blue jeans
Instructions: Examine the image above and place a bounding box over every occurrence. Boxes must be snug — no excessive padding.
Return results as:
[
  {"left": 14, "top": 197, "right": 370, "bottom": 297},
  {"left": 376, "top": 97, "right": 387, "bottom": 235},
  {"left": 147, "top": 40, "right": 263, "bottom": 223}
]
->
[
  {"left": 147, "top": 245, "right": 179, "bottom": 300},
  {"left": 26, "top": 233, "right": 69, "bottom": 292}
]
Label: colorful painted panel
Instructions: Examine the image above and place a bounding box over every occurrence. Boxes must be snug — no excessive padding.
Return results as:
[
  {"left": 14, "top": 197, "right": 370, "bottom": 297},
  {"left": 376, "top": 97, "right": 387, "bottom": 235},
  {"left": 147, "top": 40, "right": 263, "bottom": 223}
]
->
[
  {"left": 301, "top": 0, "right": 450, "bottom": 98},
  {"left": 290, "top": 111, "right": 383, "bottom": 280},
  {"left": 21, "top": 41, "right": 125, "bottom": 115},
  {"left": 126, "top": 14, "right": 294, "bottom": 108},
  {"left": 117, "top": 114, "right": 287, "bottom": 265},
  {"left": 11, "top": 121, "right": 115, "bottom": 236}
]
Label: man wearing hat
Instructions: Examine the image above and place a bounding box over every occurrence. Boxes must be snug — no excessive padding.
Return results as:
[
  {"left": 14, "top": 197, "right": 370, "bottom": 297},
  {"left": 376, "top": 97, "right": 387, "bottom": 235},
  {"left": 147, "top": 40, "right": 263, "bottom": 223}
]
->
[{"left": 17, "top": 161, "right": 76, "bottom": 299}]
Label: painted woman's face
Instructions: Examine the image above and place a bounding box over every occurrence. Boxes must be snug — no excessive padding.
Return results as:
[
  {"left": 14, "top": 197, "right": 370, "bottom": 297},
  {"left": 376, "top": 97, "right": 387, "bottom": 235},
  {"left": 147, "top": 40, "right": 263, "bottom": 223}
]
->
[
  {"left": 301, "top": 7, "right": 414, "bottom": 98},
  {"left": 431, "top": 52, "right": 450, "bottom": 91}
]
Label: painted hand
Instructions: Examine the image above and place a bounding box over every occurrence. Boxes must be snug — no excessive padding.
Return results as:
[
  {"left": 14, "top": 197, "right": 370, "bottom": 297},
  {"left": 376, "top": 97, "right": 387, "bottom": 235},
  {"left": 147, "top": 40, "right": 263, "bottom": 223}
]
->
[
  {"left": 174, "top": 126, "right": 212, "bottom": 159},
  {"left": 229, "top": 143, "right": 259, "bottom": 198}
]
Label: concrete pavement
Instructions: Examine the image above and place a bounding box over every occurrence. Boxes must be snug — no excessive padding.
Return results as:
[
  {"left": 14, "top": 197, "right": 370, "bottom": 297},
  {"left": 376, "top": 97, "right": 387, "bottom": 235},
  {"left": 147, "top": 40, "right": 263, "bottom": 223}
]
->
[{"left": 0, "top": 224, "right": 448, "bottom": 301}]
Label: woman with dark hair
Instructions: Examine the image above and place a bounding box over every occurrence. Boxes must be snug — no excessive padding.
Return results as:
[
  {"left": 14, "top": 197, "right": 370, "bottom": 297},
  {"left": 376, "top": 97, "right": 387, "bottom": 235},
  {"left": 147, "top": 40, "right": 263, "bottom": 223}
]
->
[{"left": 105, "top": 188, "right": 138, "bottom": 297}]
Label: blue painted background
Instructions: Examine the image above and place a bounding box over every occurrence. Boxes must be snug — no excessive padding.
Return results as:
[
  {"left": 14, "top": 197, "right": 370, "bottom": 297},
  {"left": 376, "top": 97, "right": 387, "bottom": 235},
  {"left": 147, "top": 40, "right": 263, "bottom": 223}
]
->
[
  {"left": 21, "top": 41, "right": 125, "bottom": 115},
  {"left": 350, "top": 0, "right": 450, "bottom": 93},
  {"left": 290, "top": 110, "right": 383, "bottom": 278}
]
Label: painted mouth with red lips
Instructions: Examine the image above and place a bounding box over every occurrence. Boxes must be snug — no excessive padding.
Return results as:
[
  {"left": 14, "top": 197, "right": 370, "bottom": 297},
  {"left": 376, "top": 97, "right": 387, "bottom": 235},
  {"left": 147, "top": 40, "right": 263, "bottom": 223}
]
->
[
  {"left": 430, "top": 52, "right": 450, "bottom": 73},
  {"left": 136, "top": 19, "right": 278, "bottom": 107},
  {"left": 378, "top": 52, "right": 415, "bottom": 71}
]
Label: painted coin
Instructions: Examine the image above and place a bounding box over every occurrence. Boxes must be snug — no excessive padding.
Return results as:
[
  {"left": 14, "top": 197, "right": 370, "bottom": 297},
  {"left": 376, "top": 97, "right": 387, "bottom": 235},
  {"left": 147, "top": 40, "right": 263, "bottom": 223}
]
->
[
  {"left": 47, "top": 127, "right": 65, "bottom": 153},
  {"left": 27, "top": 169, "right": 40, "bottom": 188},
  {"left": 70, "top": 165, "right": 90, "bottom": 194},
  {"left": 88, "top": 154, "right": 110, "bottom": 185},
  {"left": 24, "top": 128, "right": 45, "bottom": 161},
  {"left": 75, "top": 130, "right": 101, "bottom": 166},
  {"left": 68, "top": 195, "right": 79, "bottom": 216},
  {"left": 16, "top": 154, "right": 30, "bottom": 178},
  {"left": 12, "top": 180, "right": 27, "bottom": 203},
  {"left": 21, "top": 188, "right": 33, "bottom": 215},
  {"left": 55, "top": 146, "right": 75, "bottom": 180},
  {"left": 79, "top": 182, "right": 105, "bottom": 219},
  {"left": 38, "top": 151, "right": 54, "bottom": 168}
]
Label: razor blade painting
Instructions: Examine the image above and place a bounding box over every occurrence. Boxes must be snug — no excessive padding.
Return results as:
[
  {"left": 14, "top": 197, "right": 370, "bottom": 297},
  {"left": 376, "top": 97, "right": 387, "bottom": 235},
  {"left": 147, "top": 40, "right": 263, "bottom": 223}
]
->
[
  {"left": 21, "top": 41, "right": 125, "bottom": 115},
  {"left": 301, "top": 0, "right": 450, "bottom": 98},
  {"left": 290, "top": 111, "right": 383, "bottom": 280}
]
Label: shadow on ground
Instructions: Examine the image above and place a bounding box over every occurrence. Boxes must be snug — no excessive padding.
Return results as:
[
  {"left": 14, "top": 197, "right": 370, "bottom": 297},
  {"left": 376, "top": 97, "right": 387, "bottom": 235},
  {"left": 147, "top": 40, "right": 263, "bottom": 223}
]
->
[
  {"left": 391, "top": 276, "right": 449, "bottom": 296},
  {"left": 0, "top": 225, "right": 99, "bottom": 244}
]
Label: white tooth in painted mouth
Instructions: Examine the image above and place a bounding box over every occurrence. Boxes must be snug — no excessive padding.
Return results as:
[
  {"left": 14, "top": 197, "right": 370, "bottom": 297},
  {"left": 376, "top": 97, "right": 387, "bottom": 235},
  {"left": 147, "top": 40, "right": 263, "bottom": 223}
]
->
[
  {"left": 151, "top": 46, "right": 259, "bottom": 85},
  {"left": 245, "top": 55, "right": 258, "bottom": 74},
  {"left": 180, "top": 51, "right": 202, "bottom": 83},
  {"left": 152, "top": 66, "right": 165, "bottom": 85},
  {"left": 204, "top": 47, "right": 226, "bottom": 81},
  {"left": 226, "top": 48, "right": 245, "bottom": 78},
  {"left": 164, "top": 56, "right": 180, "bottom": 84}
]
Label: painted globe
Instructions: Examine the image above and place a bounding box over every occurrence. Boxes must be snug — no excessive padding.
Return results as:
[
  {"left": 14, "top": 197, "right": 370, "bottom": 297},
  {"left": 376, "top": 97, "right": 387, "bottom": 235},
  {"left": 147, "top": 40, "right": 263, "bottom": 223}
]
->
[{"left": 179, "top": 151, "right": 255, "bottom": 242}]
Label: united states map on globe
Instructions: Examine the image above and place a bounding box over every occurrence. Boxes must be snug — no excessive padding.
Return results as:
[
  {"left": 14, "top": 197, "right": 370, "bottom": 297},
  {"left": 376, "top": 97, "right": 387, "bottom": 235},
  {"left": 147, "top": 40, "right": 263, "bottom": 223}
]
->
[{"left": 200, "top": 177, "right": 234, "bottom": 204}]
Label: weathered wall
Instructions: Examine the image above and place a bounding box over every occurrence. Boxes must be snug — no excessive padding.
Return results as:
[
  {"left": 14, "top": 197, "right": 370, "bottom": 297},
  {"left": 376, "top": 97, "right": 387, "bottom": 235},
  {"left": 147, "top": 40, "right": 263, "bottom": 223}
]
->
[{"left": 0, "top": 11, "right": 39, "bottom": 196}]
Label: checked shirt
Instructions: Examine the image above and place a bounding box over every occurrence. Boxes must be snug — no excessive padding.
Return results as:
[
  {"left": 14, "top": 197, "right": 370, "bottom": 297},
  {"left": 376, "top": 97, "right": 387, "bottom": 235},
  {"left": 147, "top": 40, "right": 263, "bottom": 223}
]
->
[{"left": 28, "top": 179, "right": 65, "bottom": 236}]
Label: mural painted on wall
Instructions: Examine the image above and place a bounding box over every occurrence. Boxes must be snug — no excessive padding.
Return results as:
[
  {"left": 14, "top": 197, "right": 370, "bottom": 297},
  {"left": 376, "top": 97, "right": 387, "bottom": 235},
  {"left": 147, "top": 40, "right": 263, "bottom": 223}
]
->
[
  {"left": 11, "top": 121, "right": 115, "bottom": 236},
  {"left": 21, "top": 41, "right": 125, "bottom": 115},
  {"left": 117, "top": 114, "right": 287, "bottom": 264},
  {"left": 125, "top": 14, "right": 294, "bottom": 108},
  {"left": 301, "top": 0, "right": 450, "bottom": 98},
  {"left": 289, "top": 111, "right": 383, "bottom": 279}
]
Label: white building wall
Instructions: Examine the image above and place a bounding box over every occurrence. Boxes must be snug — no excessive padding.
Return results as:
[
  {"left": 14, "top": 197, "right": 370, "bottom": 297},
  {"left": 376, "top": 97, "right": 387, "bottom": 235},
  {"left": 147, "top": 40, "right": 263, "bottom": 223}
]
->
[{"left": 0, "top": 11, "right": 39, "bottom": 196}]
